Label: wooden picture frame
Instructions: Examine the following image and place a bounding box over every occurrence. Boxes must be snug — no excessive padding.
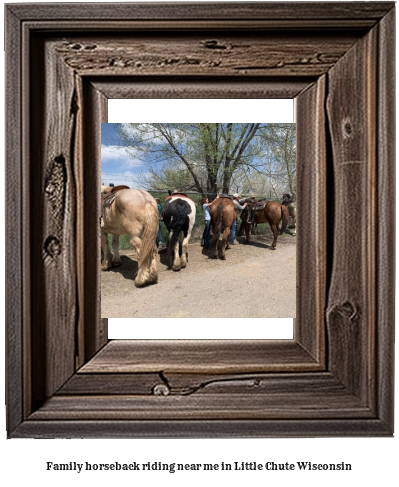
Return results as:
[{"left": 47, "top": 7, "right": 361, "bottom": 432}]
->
[{"left": 5, "top": 2, "right": 395, "bottom": 438}]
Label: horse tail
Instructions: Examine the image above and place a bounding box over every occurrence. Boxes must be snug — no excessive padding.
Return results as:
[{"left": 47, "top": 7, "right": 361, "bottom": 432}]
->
[
  {"left": 279, "top": 204, "right": 289, "bottom": 235},
  {"left": 135, "top": 202, "right": 159, "bottom": 287},
  {"left": 167, "top": 201, "right": 189, "bottom": 259},
  {"left": 209, "top": 203, "right": 223, "bottom": 250}
]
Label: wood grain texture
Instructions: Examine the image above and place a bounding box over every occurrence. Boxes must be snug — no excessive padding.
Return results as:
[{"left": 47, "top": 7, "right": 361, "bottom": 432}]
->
[
  {"left": 5, "top": 5, "right": 25, "bottom": 436},
  {"left": 5, "top": 2, "right": 395, "bottom": 438},
  {"left": 79, "top": 340, "right": 320, "bottom": 374},
  {"left": 54, "top": 33, "right": 360, "bottom": 78},
  {"left": 81, "top": 81, "right": 109, "bottom": 363},
  {"left": 29, "top": 392, "right": 371, "bottom": 421},
  {"left": 295, "top": 76, "right": 326, "bottom": 363},
  {"left": 30, "top": 36, "right": 78, "bottom": 408},
  {"left": 14, "top": 418, "right": 390, "bottom": 439},
  {"left": 375, "top": 7, "right": 395, "bottom": 431},
  {"left": 91, "top": 78, "right": 311, "bottom": 99},
  {"left": 7, "top": 2, "right": 394, "bottom": 22},
  {"left": 326, "top": 26, "right": 377, "bottom": 404}
]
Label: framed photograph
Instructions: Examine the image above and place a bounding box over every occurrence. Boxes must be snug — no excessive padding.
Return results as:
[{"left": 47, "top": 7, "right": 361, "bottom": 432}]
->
[
  {"left": 5, "top": 2, "right": 395, "bottom": 437},
  {"left": 102, "top": 104, "right": 297, "bottom": 332}
]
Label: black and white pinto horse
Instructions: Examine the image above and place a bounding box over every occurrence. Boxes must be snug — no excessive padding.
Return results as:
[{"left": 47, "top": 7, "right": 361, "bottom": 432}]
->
[
  {"left": 162, "top": 192, "right": 196, "bottom": 271},
  {"left": 282, "top": 192, "right": 296, "bottom": 235}
]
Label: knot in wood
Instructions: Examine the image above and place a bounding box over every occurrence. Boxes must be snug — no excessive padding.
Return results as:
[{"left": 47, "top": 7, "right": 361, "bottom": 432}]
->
[
  {"left": 44, "top": 236, "right": 61, "bottom": 259},
  {"left": 201, "top": 39, "right": 227, "bottom": 50},
  {"left": 343, "top": 119, "right": 353, "bottom": 137},
  {"left": 45, "top": 181, "right": 56, "bottom": 197},
  {"left": 152, "top": 383, "right": 170, "bottom": 396}
]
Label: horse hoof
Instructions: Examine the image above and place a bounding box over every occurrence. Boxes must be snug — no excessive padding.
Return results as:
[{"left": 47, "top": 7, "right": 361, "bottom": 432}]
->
[
  {"left": 172, "top": 266, "right": 181, "bottom": 272},
  {"left": 212, "top": 255, "right": 218, "bottom": 259},
  {"left": 112, "top": 260, "right": 121, "bottom": 267},
  {"left": 220, "top": 255, "right": 226, "bottom": 260},
  {"left": 270, "top": 246, "right": 276, "bottom": 251},
  {"left": 101, "top": 264, "right": 111, "bottom": 271}
]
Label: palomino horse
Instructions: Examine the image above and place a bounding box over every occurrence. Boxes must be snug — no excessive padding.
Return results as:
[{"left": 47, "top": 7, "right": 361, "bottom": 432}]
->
[
  {"left": 101, "top": 187, "right": 159, "bottom": 287},
  {"left": 241, "top": 199, "right": 289, "bottom": 250},
  {"left": 282, "top": 192, "right": 296, "bottom": 235},
  {"left": 209, "top": 197, "right": 236, "bottom": 260},
  {"left": 162, "top": 193, "right": 196, "bottom": 271}
]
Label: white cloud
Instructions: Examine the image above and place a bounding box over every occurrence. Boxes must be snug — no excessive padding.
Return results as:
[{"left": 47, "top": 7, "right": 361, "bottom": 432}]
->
[{"left": 101, "top": 145, "right": 143, "bottom": 168}]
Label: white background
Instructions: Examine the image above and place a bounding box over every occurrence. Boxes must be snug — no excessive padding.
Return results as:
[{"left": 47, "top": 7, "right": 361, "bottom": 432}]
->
[{"left": 1, "top": 1, "right": 398, "bottom": 486}]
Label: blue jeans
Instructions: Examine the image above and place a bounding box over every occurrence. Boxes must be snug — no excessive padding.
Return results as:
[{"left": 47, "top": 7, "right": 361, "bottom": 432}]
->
[
  {"left": 229, "top": 219, "right": 237, "bottom": 243},
  {"left": 156, "top": 220, "right": 163, "bottom": 246},
  {"left": 201, "top": 220, "right": 211, "bottom": 247}
]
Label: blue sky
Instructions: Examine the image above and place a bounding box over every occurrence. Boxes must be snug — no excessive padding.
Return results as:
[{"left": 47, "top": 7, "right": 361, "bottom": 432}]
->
[{"left": 101, "top": 123, "right": 146, "bottom": 187}]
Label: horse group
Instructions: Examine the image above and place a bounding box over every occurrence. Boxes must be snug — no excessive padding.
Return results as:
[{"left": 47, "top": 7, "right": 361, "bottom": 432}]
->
[
  {"left": 100, "top": 186, "right": 197, "bottom": 287},
  {"left": 100, "top": 185, "right": 296, "bottom": 287}
]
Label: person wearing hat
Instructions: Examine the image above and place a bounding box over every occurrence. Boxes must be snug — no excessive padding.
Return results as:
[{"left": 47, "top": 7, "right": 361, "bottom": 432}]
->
[{"left": 230, "top": 193, "right": 248, "bottom": 245}]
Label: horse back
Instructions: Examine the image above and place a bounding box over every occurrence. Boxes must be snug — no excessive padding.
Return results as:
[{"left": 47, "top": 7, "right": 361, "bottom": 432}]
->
[
  {"left": 162, "top": 195, "right": 195, "bottom": 234},
  {"left": 210, "top": 198, "right": 235, "bottom": 225}
]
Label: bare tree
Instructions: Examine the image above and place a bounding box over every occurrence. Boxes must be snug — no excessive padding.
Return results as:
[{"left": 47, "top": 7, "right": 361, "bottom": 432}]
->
[
  {"left": 115, "top": 123, "right": 262, "bottom": 195},
  {"left": 257, "top": 124, "right": 296, "bottom": 194}
]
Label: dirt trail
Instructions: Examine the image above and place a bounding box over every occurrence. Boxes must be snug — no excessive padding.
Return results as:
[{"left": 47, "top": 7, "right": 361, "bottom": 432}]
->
[{"left": 101, "top": 229, "right": 296, "bottom": 319}]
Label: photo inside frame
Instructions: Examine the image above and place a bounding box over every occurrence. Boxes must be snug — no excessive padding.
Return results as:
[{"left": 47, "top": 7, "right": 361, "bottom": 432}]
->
[{"left": 103, "top": 99, "right": 295, "bottom": 339}]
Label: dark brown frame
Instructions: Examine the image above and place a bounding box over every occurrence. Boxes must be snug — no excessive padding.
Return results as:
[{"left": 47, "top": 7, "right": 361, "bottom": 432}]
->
[{"left": 5, "top": 2, "right": 395, "bottom": 438}]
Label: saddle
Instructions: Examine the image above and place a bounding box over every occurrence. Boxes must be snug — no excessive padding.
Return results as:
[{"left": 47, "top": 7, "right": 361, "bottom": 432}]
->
[
  {"left": 219, "top": 194, "right": 231, "bottom": 199},
  {"left": 242, "top": 199, "right": 267, "bottom": 224},
  {"left": 101, "top": 184, "right": 130, "bottom": 195},
  {"left": 255, "top": 201, "right": 267, "bottom": 211}
]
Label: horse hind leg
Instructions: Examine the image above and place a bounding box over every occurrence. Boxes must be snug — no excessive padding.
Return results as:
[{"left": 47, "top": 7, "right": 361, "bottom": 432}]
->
[
  {"left": 224, "top": 227, "right": 230, "bottom": 250},
  {"left": 172, "top": 232, "right": 182, "bottom": 271},
  {"left": 101, "top": 229, "right": 113, "bottom": 270},
  {"left": 210, "top": 223, "right": 219, "bottom": 259},
  {"left": 180, "top": 231, "right": 191, "bottom": 268},
  {"left": 130, "top": 235, "right": 158, "bottom": 287},
  {"left": 111, "top": 234, "right": 121, "bottom": 267},
  {"left": 270, "top": 224, "right": 278, "bottom": 250},
  {"left": 292, "top": 215, "right": 296, "bottom": 235},
  {"left": 136, "top": 243, "right": 158, "bottom": 287},
  {"left": 220, "top": 226, "right": 230, "bottom": 260}
]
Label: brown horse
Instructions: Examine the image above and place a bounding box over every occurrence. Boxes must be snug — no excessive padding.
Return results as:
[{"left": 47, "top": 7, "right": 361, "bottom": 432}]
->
[
  {"left": 241, "top": 199, "right": 289, "bottom": 250},
  {"left": 101, "top": 187, "right": 159, "bottom": 287},
  {"left": 209, "top": 197, "right": 236, "bottom": 260}
]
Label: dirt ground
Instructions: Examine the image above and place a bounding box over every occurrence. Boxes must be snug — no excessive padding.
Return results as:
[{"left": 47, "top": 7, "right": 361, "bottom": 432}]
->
[{"left": 101, "top": 227, "right": 296, "bottom": 318}]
